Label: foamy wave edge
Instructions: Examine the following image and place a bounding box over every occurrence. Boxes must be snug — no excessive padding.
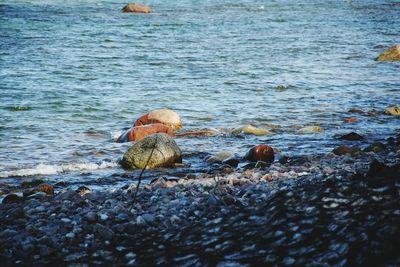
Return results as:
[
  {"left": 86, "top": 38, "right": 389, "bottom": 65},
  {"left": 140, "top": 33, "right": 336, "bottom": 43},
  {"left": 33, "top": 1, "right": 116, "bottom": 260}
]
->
[{"left": 0, "top": 161, "right": 119, "bottom": 178}]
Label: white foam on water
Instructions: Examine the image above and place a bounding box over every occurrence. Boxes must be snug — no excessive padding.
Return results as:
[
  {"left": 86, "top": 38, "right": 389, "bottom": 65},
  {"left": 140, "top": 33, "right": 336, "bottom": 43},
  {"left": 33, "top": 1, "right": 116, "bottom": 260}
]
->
[
  {"left": 0, "top": 161, "right": 119, "bottom": 178},
  {"left": 111, "top": 130, "right": 123, "bottom": 141}
]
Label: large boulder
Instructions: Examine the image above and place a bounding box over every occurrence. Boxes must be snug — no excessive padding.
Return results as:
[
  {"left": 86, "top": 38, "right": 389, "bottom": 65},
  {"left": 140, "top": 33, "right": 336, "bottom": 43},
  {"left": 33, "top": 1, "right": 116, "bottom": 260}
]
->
[
  {"left": 376, "top": 44, "right": 400, "bottom": 61},
  {"left": 117, "top": 123, "right": 173, "bottom": 142},
  {"left": 122, "top": 3, "right": 152, "bottom": 13},
  {"left": 134, "top": 109, "right": 183, "bottom": 130},
  {"left": 121, "top": 133, "right": 182, "bottom": 169}
]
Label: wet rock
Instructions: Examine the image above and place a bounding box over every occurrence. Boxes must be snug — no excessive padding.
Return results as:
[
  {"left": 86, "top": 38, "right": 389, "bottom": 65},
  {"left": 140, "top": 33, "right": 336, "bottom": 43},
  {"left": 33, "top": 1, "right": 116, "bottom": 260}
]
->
[
  {"left": 122, "top": 3, "right": 152, "bottom": 13},
  {"left": 297, "top": 125, "right": 324, "bottom": 133},
  {"left": 23, "top": 183, "right": 54, "bottom": 197},
  {"left": 76, "top": 186, "right": 91, "bottom": 196},
  {"left": 332, "top": 145, "right": 361, "bottom": 156},
  {"left": 117, "top": 123, "right": 174, "bottom": 142},
  {"left": 206, "top": 151, "right": 234, "bottom": 164},
  {"left": 385, "top": 106, "right": 400, "bottom": 116},
  {"left": 134, "top": 109, "right": 182, "bottom": 130},
  {"left": 279, "top": 156, "right": 290, "bottom": 164},
  {"left": 232, "top": 125, "right": 272, "bottom": 135},
  {"left": 222, "top": 157, "right": 241, "bottom": 167},
  {"left": 121, "top": 133, "right": 182, "bottom": 169},
  {"left": 244, "top": 145, "right": 274, "bottom": 163},
  {"left": 54, "top": 190, "right": 81, "bottom": 201},
  {"left": 364, "top": 142, "right": 386, "bottom": 153},
  {"left": 376, "top": 44, "right": 400, "bottom": 61},
  {"left": 343, "top": 117, "right": 359, "bottom": 123},
  {"left": 339, "top": 132, "right": 364, "bottom": 141},
  {"left": 2, "top": 193, "right": 22, "bottom": 204}
]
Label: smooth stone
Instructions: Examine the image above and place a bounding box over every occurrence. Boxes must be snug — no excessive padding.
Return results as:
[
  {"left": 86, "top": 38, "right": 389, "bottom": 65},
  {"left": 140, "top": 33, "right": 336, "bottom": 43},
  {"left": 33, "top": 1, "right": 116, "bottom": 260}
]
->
[
  {"left": 297, "top": 126, "right": 324, "bottom": 133},
  {"left": 232, "top": 125, "right": 272, "bottom": 135},
  {"left": 122, "top": 3, "right": 152, "bottom": 13},
  {"left": 339, "top": 132, "right": 364, "bottom": 141},
  {"left": 121, "top": 133, "right": 182, "bottom": 169},
  {"left": 206, "top": 151, "right": 234, "bottom": 164},
  {"left": 385, "top": 106, "right": 400, "bottom": 116},
  {"left": 376, "top": 44, "right": 400, "bottom": 61},
  {"left": 134, "top": 109, "right": 182, "bottom": 130},
  {"left": 117, "top": 123, "right": 173, "bottom": 142},
  {"left": 244, "top": 145, "right": 275, "bottom": 163},
  {"left": 332, "top": 145, "right": 361, "bottom": 156}
]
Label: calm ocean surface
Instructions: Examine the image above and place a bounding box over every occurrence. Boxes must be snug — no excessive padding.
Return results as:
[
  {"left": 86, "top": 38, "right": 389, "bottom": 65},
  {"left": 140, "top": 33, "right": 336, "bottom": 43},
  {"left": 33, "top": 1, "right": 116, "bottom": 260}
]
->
[{"left": 0, "top": 0, "right": 399, "bottom": 189}]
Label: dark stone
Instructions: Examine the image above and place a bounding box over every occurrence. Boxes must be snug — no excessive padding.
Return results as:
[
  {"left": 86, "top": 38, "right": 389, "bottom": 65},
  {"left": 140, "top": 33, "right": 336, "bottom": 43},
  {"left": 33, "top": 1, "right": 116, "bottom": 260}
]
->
[
  {"left": 332, "top": 145, "right": 361, "bottom": 156},
  {"left": 222, "top": 157, "right": 241, "bottom": 168},
  {"left": 339, "top": 132, "right": 364, "bottom": 141},
  {"left": 54, "top": 190, "right": 81, "bottom": 202},
  {"left": 2, "top": 194, "right": 22, "bottom": 204},
  {"left": 364, "top": 142, "right": 386, "bottom": 153}
]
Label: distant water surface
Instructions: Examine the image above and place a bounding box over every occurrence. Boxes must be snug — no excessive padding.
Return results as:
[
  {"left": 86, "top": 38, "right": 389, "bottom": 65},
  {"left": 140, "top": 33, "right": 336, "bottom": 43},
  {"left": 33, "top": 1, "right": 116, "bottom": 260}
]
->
[{"left": 0, "top": 0, "right": 399, "bottom": 188}]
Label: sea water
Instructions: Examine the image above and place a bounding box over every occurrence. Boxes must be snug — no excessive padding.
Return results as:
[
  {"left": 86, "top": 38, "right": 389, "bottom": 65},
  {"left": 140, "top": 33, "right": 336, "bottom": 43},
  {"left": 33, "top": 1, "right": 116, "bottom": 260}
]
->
[{"left": 0, "top": 0, "right": 399, "bottom": 189}]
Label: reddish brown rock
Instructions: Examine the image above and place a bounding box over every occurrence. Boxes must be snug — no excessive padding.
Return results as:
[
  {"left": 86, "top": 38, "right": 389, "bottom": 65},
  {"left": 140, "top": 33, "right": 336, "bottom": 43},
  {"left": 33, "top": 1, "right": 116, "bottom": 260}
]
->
[
  {"left": 343, "top": 117, "right": 359, "bottom": 123},
  {"left": 117, "top": 123, "right": 173, "bottom": 142},
  {"left": 244, "top": 145, "right": 275, "bottom": 163},
  {"left": 122, "top": 3, "right": 152, "bottom": 13}
]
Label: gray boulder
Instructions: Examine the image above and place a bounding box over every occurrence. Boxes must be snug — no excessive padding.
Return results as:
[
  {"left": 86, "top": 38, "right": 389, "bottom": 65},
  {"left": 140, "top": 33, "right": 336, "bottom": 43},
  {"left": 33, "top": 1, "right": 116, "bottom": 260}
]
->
[{"left": 121, "top": 133, "right": 182, "bottom": 169}]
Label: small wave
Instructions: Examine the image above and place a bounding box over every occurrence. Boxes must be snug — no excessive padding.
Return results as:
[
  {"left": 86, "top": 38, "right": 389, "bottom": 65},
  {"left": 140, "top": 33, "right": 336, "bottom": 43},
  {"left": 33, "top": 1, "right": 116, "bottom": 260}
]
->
[{"left": 0, "top": 161, "right": 118, "bottom": 178}]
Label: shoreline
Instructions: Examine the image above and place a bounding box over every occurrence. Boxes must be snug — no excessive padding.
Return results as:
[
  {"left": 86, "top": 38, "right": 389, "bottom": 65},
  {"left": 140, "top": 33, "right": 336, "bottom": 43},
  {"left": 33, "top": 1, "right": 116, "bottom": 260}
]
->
[{"left": 0, "top": 130, "right": 399, "bottom": 266}]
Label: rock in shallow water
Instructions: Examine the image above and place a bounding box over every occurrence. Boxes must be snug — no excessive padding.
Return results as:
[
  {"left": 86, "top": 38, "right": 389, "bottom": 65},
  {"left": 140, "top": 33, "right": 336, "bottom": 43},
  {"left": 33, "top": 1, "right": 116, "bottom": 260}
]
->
[
  {"left": 297, "top": 126, "right": 324, "bottom": 134},
  {"left": 134, "top": 109, "right": 182, "bottom": 130},
  {"left": 122, "top": 3, "right": 152, "bottom": 13},
  {"left": 121, "top": 133, "right": 182, "bottom": 169},
  {"left": 339, "top": 132, "right": 364, "bottom": 141},
  {"left": 332, "top": 145, "right": 360, "bottom": 156},
  {"left": 232, "top": 125, "right": 272, "bottom": 135},
  {"left": 244, "top": 145, "right": 274, "bottom": 163},
  {"left": 117, "top": 123, "right": 173, "bottom": 142},
  {"left": 376, "top": 44, "right": 400, "bottom": 61}
]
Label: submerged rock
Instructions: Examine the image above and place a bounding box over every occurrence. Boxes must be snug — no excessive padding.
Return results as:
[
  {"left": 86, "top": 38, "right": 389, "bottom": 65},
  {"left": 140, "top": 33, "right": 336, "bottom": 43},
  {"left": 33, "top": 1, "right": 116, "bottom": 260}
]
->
[
  {"left": 297, "top": 126, "right": 324, "bottom": 133},
  {"left": 376, "top": 44, "right": 400, "bottom": 61},
  {"left": 117, "top": 123, "right": 173, "bottom": 142},
  {"left": 121, "top": 133, "right": 182, "bottom": 169},
  {"left": 332, "top": 145, "right": 361, "bottom": 156},
  {"left": 205, "top": 151, "right": 234, "bottom": 164},
  {"left": 134, "top": 109, "right": 183, "bottom": 130},
  {"left": 232, "top": 125, "right": 272, "bottom": 135},
  {"left": 385, "top": 106, "right": 400, "bottom": 116},
  {"left": 343, "top": 117, "right": 359, "bottom": 123},
  {"left": 122, "top": 3, "right": 152, "bottom": 13},
  {"left": 339, "top": 132, "right": 364, "bottom": 141},
  {"left": 244, "top": 145, "right": 274, "bottom": 163}
]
